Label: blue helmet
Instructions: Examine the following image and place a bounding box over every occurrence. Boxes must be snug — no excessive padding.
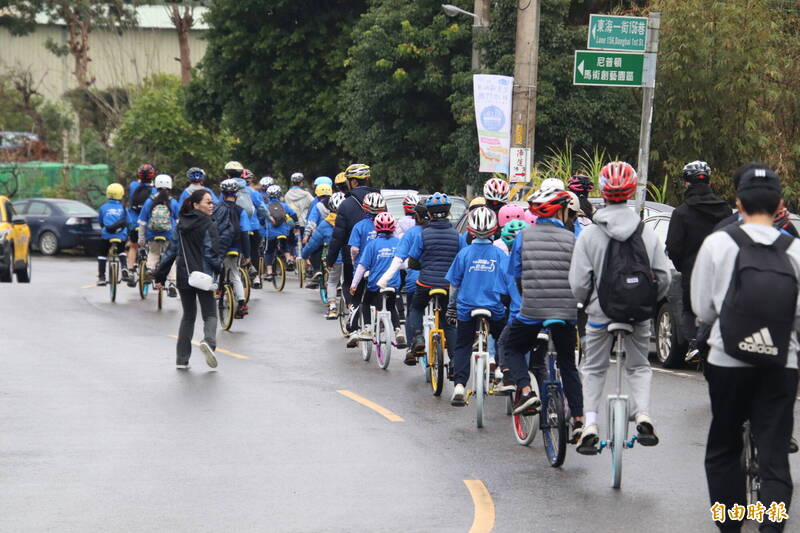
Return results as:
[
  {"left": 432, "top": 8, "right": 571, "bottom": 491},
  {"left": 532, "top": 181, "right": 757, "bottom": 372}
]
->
[
  {"left": 425, "top": 192, "right": 451, "bottom": 218},
  {"left": 314, "top": 176, "right": 332, "bottom": 187},
  {"left": 187, "top": 167, "right": 206, "bottom": 182}
]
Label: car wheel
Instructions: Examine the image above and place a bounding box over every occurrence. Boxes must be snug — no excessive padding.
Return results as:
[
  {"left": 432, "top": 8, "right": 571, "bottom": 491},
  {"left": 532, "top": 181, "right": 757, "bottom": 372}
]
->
[
  {"left": 15, "top": 248, "right": 31, "bottom": 283},
  {"left": 0, "top": 247, "right": 13, "bottom": 282},
  {"left": 656, "top": 302, "right": 688, "bottom": 368},
  {"left": 38, "top": 231, "right": 58, "bottom": 256}
]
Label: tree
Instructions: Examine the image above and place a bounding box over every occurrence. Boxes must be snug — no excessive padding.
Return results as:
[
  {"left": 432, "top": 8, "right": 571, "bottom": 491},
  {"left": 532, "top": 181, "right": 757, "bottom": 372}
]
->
[
  {"left": 186, "top": 0, "right": 367, "bottom": 177},
  {"left": 0, "top": 0, "right": 41, "bottom": 36},
  {"left": 165, "top": 2, "right": 201, "bottom": 85},
  {"left": 111, "top": 75, "right": 235, "bottom": 186}
]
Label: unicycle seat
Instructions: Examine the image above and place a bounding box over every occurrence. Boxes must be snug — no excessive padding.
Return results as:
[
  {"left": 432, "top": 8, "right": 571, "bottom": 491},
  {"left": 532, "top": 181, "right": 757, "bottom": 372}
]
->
[
  {"left": 608, "top": 322, "right": 634, "bottom": 334},
  {"left": 380, "top": 287, "right": 396, "bottom": 294},
  {"left": 543, "top": 319, "right": 566, "bottom": 327},
  {"left": 470, "top": 308, "right": 492, "bottom": 319}
]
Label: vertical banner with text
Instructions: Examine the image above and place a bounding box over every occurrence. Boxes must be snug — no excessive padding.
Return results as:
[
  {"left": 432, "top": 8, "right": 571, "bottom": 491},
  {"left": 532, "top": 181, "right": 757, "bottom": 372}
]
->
[{"left": 473, "top": 74, "right": 513, "bottom": 174}]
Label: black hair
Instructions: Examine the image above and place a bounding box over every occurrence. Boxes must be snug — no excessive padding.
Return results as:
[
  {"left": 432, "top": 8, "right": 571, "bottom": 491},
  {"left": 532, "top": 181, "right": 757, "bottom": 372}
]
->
[
  {"left": 152, "top": 188, "right": 171, "bottom": 208},
  {"left": 180, "top": 189, "right": 211, "bottom": 216},
  {"left": 732, "top": 162, "right": 767, "bottom": 190},
  {"left": 377, "top": 230, "right": 393, "bottom": 237},
  {"left": 737, "top": 187, "right": 781, "bottom": 216}
]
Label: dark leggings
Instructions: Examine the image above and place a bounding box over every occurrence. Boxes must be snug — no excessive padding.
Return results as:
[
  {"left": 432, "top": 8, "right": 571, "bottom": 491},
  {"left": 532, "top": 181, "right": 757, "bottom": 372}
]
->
[
  {"left": 362, "top": 290, "right": 399, "bottom": 329},
  {"left": 176, "top": 287, "right": 217, "bottom": 365},
  {"left": 249, "top": 233, "right": 262, "bottom": 266}
]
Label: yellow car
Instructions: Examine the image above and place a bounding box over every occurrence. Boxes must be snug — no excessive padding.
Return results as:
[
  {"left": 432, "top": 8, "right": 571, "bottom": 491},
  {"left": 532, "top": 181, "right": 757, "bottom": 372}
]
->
[{"left": 0, "top": 195, "right": 31, "bottom": 282}]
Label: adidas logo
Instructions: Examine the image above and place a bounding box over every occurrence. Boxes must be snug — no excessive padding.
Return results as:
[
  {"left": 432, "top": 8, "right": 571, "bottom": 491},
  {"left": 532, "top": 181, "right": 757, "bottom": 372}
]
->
[{"left": 738, "top": 327, "right": 778, "bottom": 356}]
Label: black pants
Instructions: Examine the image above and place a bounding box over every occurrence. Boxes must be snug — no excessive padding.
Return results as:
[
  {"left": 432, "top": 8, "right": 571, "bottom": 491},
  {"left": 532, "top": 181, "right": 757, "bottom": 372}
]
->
[
  {"left": 342, "top": 261, "right": 354, "bottom": 306},
  {"left": 176, "top": 288, "right": 217, "bottom": 365},
  {"left": 249, "top": 233, "right": 261, "bottom": 267},
  {"left": 453, "top": 317, "right": 505, "bottom": 386},
  {"left": 362, "top": 290, "right": 399, "bottom": 329},
  {"left": 705, "top": 363, "right": 797, "bottom": 532}
]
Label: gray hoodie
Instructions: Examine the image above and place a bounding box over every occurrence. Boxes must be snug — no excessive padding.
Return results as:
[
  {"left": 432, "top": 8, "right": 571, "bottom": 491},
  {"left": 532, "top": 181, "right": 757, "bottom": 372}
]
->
[
  {"left": 284, "top": 187, "right": 314, "bottom": 226},
  {"left": 691, "top": 223, "right": 800, "bottom": 369},
  {"left": 568, "top": 202, "right": 672, "bottom": 323}
]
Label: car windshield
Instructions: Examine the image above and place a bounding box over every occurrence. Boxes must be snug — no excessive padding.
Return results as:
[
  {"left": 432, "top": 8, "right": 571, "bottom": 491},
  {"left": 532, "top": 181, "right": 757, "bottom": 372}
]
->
[{"left": 54, "top": 200, "right": 96, "bottom": 216}]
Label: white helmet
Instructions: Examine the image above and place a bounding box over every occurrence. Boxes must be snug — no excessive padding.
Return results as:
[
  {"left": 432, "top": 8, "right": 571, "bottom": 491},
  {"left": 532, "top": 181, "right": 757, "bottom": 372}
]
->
[
  {"left": 266, "top": 184, "right": 282, "bottom": 198},
  {"left": 259, "top": 176, "right": 274, "bottom": 189},
  {"left": 540, "top": 177, "right": 565, "bottom": 191},
  {"left": 566, "top": 191, "right": 582, "bottom": 214},
  {"left": 362, "top": 192, "right": 386, "bottom": 214},
  {"left": 154, "top": 174, "right": 172, "bottom": 190},
  {"left": 483, "top": 177, "right": 510, "bottom": 203},
  {"left": 290, "top": 172, "right": 304, "bottom": 184},
  {"left": 330, "top": 192, "right": 346, "bottom": 213},
  {"left": 466, "top": 206, "right": 498, "bottom": 238}
]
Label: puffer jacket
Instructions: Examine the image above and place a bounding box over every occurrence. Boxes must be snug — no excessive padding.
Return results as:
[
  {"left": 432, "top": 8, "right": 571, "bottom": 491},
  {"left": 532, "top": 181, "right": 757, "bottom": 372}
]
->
[
  {"left": 155, "top": 209, "right": 222, "bottom": 290},
  {"left": 518, "top": 221, "right": 577, "bottom": 321},
  {"left": 418, "top": 219, "right": 460, "bottom": 287}
]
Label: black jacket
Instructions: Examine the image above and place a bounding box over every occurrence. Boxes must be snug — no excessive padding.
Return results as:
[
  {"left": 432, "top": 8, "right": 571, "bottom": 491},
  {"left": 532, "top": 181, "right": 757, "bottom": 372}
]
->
[
  {"left": 326, "top": 185, "right": 379, "bottom": 267},
  {"left": 155, "top": 210, "right": 222, "bottom": 290},
  {"left": 665, "top": 183, "right": 731, "bottom": 274}
]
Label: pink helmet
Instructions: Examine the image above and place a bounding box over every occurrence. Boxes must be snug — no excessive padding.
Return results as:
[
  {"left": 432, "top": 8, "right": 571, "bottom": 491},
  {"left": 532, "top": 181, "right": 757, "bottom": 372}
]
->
[
  {"left": 523, "top": 209, "right": 538, "bottom": 225},
  {"left": 374, "top": 212, "right": 396, "bottom": 233},
  {"left": 498, "top": 204, "right": 525, "bottom": 226}
]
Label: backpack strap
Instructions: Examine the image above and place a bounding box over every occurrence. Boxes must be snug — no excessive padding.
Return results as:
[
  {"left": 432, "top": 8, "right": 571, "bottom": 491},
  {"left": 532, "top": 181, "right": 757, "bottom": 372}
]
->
[
  {"left": 723, "top": 224, "right": 753, "bottom": 249},
  {"left": 774, "top": 232, "right": 795, "bottom": 253}
]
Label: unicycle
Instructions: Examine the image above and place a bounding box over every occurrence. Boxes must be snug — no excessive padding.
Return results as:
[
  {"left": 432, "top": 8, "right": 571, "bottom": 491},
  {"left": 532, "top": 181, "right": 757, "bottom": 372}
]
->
[{"left": 538, "top": 319, "right": 569, "bottom": 468}]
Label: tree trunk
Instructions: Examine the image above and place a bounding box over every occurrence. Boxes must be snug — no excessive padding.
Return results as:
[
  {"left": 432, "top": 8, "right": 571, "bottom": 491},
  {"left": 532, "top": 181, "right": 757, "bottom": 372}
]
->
[
  {"left": 169, "top": 6, "right": 194, "bottom": 85},
  {"left": 63, "top": 7, "right": 95, "bottom": 89}
]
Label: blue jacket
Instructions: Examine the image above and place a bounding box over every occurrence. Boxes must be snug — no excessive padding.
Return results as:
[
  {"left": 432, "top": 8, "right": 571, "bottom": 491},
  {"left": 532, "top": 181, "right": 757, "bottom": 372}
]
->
[
  {"left": 358, "top": 234, "right": 401, "bottom": 292},
  {"left": 213, "top": 200, "right": 252, "bottom": 255},
  {"left": 302, "top": 218, "right": 342, "bottom": 264},
  {"left": 138, "top": 197, "right": 180, "bottom": 241},
  {"left": 265, "top": 198, "right": 296, "bottom": 240},
  {"left": 446, "top": 239, "right": 508, "bottom": 321},
  {"left": 178, "top": 185, "right": 217, "bottom": 207},
  {"left": 99, "top": 200, "right": 129, "bottom": 241},
  {"left": 407, "top": 218, "right": 460, "bottom": 288}
]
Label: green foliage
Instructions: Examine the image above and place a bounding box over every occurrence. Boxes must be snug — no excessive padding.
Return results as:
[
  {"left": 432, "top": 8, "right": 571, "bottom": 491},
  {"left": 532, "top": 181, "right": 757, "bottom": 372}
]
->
[
  {"left": 534, "top": 142, "right": 609, "bottom": 194},
  {"left": 187, "top": 0, "right": 367, "bottom": 178},
  {"left": 111, "top": 75, "right": 235, "bottom": 185},
  {"left": 0, "top": 0, "right": 40, "bottom": 36},
  {"left": 339, "top": 0, "right": 471, "bottom": 189}
]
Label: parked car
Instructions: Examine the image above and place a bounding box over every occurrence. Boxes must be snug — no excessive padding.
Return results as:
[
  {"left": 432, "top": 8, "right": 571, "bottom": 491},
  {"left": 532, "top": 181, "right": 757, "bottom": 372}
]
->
[
  {"left": 381, "top": 189, "right": 468, "bottom": 226},
  {"left": 13, "top": 198, "right": 103, "bottom": 256},
  {"left": 588, "top": 198, "right": 673, "bottom": 218},
  {"left": 0, "top": 131, "right": 39, "bottom": 151},
  {"left": 0, "top": 195, "right": 31, "bottom": 282}
]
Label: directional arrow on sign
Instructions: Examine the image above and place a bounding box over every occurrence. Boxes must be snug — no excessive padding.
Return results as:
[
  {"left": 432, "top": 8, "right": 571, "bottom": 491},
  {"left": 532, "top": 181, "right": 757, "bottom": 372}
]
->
[
  {"left": 577, "top": 61, "right": 584, "bottom": 76},
  {"left": 591, "top": 26, "right": 596, "bottom": 41}
]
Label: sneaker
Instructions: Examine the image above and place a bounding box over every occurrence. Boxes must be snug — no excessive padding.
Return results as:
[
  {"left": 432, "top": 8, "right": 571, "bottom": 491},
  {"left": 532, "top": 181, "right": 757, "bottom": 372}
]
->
[
  {"left": 144, "top": 269, "right": 154, "bottom": 283},
  {"left": 199, "top": 341, "right": 217, "bottom": 369},
  {"left": 312, "top": 271, "right": 322, "bottom": 281},
  {"left": 395, "top": 328, "right": 407, "bottom": 349},
  {"left": 512, "top": 390, "right": 541, "bottom": 415},
  {"left": 121, "top": 268, "right": 130, "bottom": 282},
  {"left": 253, "top": 280, "right": 262, "bottom": 289},
  {"left": 346, "top": 335, "right": 359, "bottom": 349},
  {"left": 496, "top": 374, "right": 516, "bottom": 395},
  {"left": 404, "top": 349, "right": 417, "bottom": 366},
  {"left": 235, "top": 304, "right": 249, "bottom": 319},
  {"left": 451, "top": 384, "right": 466, "bottom": 406},
  {"left": 264, "top": 273, "right": 274, "bottom": 282},
  {"left": 359, "top": 327, "right": 372, "bottom": 341},
  {"left": 685, "top": 339, "right": 701, "bottom": 363},
  {"left": 286, "top": 260, "right": 295, "bottom": 272},
  {"left": 570, "top": 420, "right": 584, "bottom": 444},
  {"left": 305, "top": 282, "right": 319, "bottom": 290},
  {"left": 97, "top": 277, "right": 107, "bottom": 286},
  {"left": 326, "top": 305, "right": 338, "bottom": 320},
  {"left": 577, "top": 424, "right": 600, "bottom": 455},
  {"left": 176, "top": 363, "right": 190, "bottom": 370},
  {"left": 413, "top": 335, "right": 426, "bottom": 355},
  {"left": 167, "top": 283, "right": 178, "bottom": 298},
  {"left": 635, "top": 413, "right": 659, "bottom": 446}
]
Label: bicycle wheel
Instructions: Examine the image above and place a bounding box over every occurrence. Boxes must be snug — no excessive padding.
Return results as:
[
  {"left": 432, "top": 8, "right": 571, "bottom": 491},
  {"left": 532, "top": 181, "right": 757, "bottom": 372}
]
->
[
  {"left": 272, "top": 257, "right": 286, "bottom": 291},
  {"left": 157, "top": 286, "right": 163, "bottom": 310},
  {"left": 743, "top": 423, "right": 760, "bottom": 507},
  {"left": 610, "top": 399, "right": 627, "bottom": 489},
  {"left": 506, "top": 396, "right": 513, "bottom": 416},
  {"left": 297, "top": 257, "right": 305, "bottom": 288},
  {"left": 138, "top": 259, "right": 149, "bottom": 299},
  {"left": 109, "top": 261, "right": 118, "bottom": 303},
  {"left": 430, "top": 332, "right": 444, "bottom": 397},
  {"left": 219, "top": 284, "right": 235, "bottom": 331},
  {"left": 360, "top": 314, "right": 372, "bottom": 362},
  {"left": 376, "top": 314, "right": 392, "bottom": 370},
  {"left": 319, "top": 268, "right": 328, "bottom": 304},
  {"left": 475, "top": 354, "right": 485, "bottom": 429},
  {"left": 337, "top": 294, "right": 349, "bottom": 337},
  {"left": 542, "top": 385, "right": 568, "bottom": 468},
  {"left": 512, "top": 372, "right": 539, "bottom": 445},
  {"left": 239, "top": 267, "right": 251, "bottom": 303},
  {"left": 257, "top": 257, "right": 265, "bottom": 289}
]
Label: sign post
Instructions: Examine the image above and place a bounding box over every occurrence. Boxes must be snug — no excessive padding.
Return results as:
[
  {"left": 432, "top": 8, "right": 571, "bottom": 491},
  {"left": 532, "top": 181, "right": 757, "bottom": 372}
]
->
[{"left": 634, "top": 12, "right": 660, "bottom": 214}]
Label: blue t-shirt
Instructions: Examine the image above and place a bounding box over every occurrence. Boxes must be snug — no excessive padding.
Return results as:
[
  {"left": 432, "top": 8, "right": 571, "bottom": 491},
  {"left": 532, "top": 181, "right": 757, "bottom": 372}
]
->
[
  {"left": 359, "top": 235, "right": 401, "bottom": 291},
  {"left": 446, "top": 240, "right": 508, "bottom": 321},
  {"left": 395, "top": 224, "right": 422, "bottom": 260},
  {"left": 98, "top": 200, "right": 129, "bottom": 241},
  {"left": 138, "top": 197, "right": 180, "bottom": 240},
  {"left": 348, "top": 215, "right": 376, "bottom": 264},
  {"left": 494, "top": 267, "right": 519, "bottom": 322},
  {"left": 178, "top": 185, "right": 217, "bottom": 207}
]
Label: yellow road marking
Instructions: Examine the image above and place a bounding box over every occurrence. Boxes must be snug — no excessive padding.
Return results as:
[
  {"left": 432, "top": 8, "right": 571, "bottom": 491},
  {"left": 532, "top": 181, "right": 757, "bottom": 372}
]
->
[
  {"left": 81, "top": 283, "right": 96, "bottom": 289},
  {"left": 464, "top": 480, "right": 495, "bottom": 533},
  {"left": 166, "top": 335, "right": 249, "bottom": 359},
  {"left": 336, "top": 390, "right": 404, "bottom": 422}
]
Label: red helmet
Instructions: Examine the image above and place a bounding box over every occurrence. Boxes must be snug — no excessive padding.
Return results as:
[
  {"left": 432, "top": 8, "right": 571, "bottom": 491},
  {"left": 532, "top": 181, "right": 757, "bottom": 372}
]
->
[
  {"left": 402, "top": 192, "right": 420, "bottom": 214},
  {"left": 137, "top": 164, "right": 155, "bottom": 180},
  {"left": 568, "top": 174, "right": 594, "bottom": 195},
  {"left": 528, "top": 187, "right": 572, "bottom": 218},
  {"left": 374, "top": 212, "right": 396, "bottom": 233},
  {"left": 774, "top": 207, "right": 791, "bottom": 229},
  {"left": 599, "top": 162, "right": 637, "bottom": 203}
]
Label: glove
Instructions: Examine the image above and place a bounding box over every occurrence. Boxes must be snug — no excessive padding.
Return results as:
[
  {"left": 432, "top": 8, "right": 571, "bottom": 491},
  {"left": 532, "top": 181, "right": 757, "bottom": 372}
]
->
[
  {"left": 446, "top": 306, "right": 457, "bottom": 326},
  {"left": 377, "top": 275, "right": 389, "bottom": 289}
]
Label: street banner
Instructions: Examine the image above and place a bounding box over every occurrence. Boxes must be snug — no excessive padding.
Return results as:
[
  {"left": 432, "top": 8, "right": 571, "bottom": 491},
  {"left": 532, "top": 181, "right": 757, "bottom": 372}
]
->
[{"left": 473, "top": 74, "right": 513, "bottom": 174}]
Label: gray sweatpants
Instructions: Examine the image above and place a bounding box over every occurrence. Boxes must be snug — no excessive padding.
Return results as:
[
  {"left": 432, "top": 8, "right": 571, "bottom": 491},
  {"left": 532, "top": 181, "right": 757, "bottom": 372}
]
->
[
  {"left": 223, "top": 255, "right": 244, "bottom": 302},
  {"left": 580, "top": 322, "right": 652, "bottom": 417},
  {"left": 327, "top": 263, "right": 342, "bottom": 304}
]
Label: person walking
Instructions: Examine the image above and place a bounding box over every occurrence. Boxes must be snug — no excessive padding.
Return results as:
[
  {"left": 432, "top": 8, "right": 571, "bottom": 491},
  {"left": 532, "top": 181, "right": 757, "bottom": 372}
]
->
[{"left": 155, "top": 189, "right": 222, "bottom": 370}]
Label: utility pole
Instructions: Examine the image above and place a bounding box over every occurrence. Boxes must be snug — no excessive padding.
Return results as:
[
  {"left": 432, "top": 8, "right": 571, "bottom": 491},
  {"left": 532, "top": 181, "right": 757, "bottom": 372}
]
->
[
  {"left": 635, "top": 12, "right": 661, "bottom": 214},
  {"left": 472, "top": 0, "right": 490, "bottom": 70},
  {"left": 510, "top": 0, "right": 540, "bottom": 192}
]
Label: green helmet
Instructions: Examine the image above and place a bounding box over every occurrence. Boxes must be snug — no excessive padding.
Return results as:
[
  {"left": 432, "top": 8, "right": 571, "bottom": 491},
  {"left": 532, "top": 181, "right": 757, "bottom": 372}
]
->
[{"left": 501, "top": 219, "right": 528, "bottom": 246}]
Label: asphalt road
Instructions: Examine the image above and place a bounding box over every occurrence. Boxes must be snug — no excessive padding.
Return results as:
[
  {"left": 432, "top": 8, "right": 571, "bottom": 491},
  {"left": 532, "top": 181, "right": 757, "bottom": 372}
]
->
[{"left": 2, "top": 256, "right": 798, "bottom": 532}]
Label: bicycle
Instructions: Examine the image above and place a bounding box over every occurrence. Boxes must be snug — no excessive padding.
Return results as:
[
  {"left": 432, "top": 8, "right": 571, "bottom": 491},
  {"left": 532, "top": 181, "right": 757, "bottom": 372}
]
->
[
  {"left": 319, "top": 244, "right": 329, "bottom": 305},
  {"left": 537, "top": 319, "right": 570, "bottom": 468},
  {"left": 358, "top": 288, "right": 396, "bottom": 370},
  {"left": 511, "top": 371, "right": 540, "bottom": 446},
  {"left": 107, "top": 238, "right": 123, "bottom": 303},
  {"left": 217, "top": 252, "right": 239, "bottom": 331},
  {"left": 742, "top": 421, "right": 759, "bottom": 507},
  {"left": 137, "top": 236, "right": 168, "bottom": 309},
  {"left": 337, "top": 291, "right": 349, "bottom": 337},
  {"left": 239, "top": 259, "right": 251, "bottom": 304},
  {"left": 271, "top": 235, "right": 288, "bottom": 291},
  {"left": 423, "top": 288, "right": 448, "bottom": 397},
  {"left": 294, "top": 235, "right": 306, "bottom": 288},
  {"left": 463, "top": 308, "right": 493, "bottom": 429}
]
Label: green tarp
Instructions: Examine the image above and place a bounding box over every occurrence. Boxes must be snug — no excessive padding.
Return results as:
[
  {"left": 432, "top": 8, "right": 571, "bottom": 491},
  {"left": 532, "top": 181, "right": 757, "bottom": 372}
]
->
[{"left": 0, "top": 162, "right": 113, "bottom": 208}]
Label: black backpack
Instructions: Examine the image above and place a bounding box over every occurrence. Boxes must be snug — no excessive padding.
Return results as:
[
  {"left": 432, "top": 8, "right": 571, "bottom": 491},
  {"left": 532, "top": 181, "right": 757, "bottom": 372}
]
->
[
  {"left": 597, "top": 223, "right": 658, "bottom": 323},
  {"left": 719, "top": 226, "right": 797, "bottom": 368},
  {"left": 130, "top": 183, "right": 152, "bottom": 211},
  {"left": 212, "top": 202, "right": 239, "bottom": 252},
  {"left": 268, "top": 201, "right": 286, "bottom": 227}
]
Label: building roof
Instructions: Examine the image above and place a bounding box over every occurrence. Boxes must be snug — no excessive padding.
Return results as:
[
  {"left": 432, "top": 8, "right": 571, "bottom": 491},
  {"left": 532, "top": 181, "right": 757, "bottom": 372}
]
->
[{"left": 34, "top": 4, "right": 209, "bottom": 31}]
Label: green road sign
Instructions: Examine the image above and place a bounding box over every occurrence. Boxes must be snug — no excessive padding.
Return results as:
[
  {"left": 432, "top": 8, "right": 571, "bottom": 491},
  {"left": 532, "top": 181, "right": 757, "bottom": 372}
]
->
[
  {"left": 573, "top": 50, "right": 645, "bottom": 87},
  {"left": 588, "top": 14, "right": 647, "bottom": 52}
]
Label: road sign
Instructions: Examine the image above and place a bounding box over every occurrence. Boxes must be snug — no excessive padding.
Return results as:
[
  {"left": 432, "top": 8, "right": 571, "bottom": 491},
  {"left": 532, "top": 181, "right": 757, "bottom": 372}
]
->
[
  {"left": 573, "top": 50, "right": 645, "bottom": 87},
  {"left": 509, "top": 147, "right": 530, "bottom": 183},
  {"left": 588, "top": 14, "right": 648, "bottom": 52}
]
